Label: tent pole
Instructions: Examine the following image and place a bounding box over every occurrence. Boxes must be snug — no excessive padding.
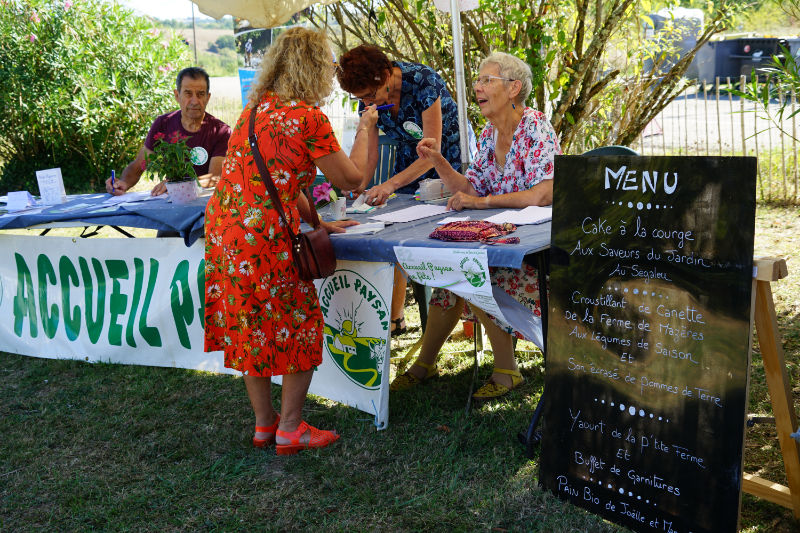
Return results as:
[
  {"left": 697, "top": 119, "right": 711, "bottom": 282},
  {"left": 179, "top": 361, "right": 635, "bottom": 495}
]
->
[
  {"left": 191, "top": 2, "right": 198, "bottom": 64},
  {"left": 448, "top": 0, "right": 470, "bottom": 171}
]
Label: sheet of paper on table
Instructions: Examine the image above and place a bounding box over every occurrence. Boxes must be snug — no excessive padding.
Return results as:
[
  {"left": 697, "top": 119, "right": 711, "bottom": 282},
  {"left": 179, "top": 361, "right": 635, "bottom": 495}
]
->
[
  {"left": 333, "top": 221, "right": 386, "bottom": 235},
  {"left": 437, "top": 216, "right": 470, "bottom": 224},
  {"left": 369, "top": 204, "right": 449, "bottom": 224},
  {"left": 483, "top": 205, "right": 552, "bottom": 225},
  {"left": 101, "top": 191, "right": 153, "bottom": 206},
  {"left": 7, "top": 191, "right": 37, "bottom": 212},
  {"left": 46, "top": 202, "right": 94, "bottom": 214},
  {"left": 0, "top": 206, "right": 45, "bottom": 217}
]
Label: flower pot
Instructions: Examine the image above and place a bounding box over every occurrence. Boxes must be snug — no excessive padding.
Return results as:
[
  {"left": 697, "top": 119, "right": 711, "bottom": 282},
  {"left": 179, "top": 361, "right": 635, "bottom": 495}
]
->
[
  {"left": 166, "top": 180, "right": 198, "bottom": 205},
  {"left": 331, "top": 197, "right": 347, "bottom": 220}
]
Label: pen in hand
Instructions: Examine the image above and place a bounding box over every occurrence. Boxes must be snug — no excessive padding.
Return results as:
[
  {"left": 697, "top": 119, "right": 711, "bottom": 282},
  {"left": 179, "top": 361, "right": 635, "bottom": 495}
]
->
[{"left": 359, "top": 104, "right": 394, "bottom": 114}]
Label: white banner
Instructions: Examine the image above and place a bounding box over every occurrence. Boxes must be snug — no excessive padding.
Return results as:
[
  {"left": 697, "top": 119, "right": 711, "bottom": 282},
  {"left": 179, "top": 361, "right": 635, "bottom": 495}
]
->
[
  {"left": 394, "top": 246, "right": 543, "bottom": 347},
  {"left": 311, "top": 262, "right": 394, "bottom": 429},
  {"left": 394, "top": 246, "right": 508, "bottom": 323},
  {"left": 0, "top": 235, "right": 393, "bottom": 428}
]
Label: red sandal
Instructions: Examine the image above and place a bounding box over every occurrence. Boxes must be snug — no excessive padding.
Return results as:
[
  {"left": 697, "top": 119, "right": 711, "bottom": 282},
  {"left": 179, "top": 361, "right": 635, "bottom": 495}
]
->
[
  {"left": 252, "top": 414, "right": 280, "bottom": 448},
  {"left": 275, "top": 420, "right": 340, "bottom": 455}
]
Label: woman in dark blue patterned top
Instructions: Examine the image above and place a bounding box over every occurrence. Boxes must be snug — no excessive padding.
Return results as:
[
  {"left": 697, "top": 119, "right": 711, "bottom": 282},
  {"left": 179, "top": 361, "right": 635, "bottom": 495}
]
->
[
  {"left": 337, "top": 45, "right": 464, "bottom": 200},
  {"left": 338, "top": 45, "right": 467, "bottom": 335}
]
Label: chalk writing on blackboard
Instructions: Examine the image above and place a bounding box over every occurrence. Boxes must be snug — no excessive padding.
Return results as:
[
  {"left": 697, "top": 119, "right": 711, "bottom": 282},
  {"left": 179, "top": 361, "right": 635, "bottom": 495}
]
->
[{"left": 540, "top": 156, "right": 757, "bottom": 533}]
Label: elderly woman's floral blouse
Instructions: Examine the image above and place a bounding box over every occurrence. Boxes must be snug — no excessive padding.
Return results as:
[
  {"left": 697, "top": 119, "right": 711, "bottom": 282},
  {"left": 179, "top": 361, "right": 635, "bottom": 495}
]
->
[
  {"left": 465, "top": 107, "right": 558, "bottom": 195},
  {"left": 204, "top": 93, "right": 339, "bottom": 376},
  {"left": 429, "top": 107, "right": 561, "bottom": 340}
]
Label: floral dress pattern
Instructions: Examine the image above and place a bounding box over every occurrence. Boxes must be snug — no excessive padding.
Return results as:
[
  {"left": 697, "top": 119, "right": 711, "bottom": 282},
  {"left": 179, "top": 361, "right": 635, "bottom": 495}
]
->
[
  {"left": 429, "top": 107, "right": 562, "bottom": 338},
  {"left": 204, "top": 93, "right": 340, "bottom": 376},
  {"left": 359, "top": 62, "right": 463, "bottom": 193}
]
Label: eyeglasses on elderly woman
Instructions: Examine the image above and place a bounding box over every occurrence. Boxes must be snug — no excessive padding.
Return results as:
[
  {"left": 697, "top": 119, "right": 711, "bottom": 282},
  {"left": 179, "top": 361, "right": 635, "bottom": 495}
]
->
[{"left": 472, "top": 75, "right": 516, "bottom": 88}]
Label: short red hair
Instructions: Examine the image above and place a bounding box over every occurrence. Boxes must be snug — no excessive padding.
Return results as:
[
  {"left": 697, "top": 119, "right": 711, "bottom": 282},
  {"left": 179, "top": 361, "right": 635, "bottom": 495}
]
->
[{"left": 336, "top": 45, "right": 392, "bottom": 94}]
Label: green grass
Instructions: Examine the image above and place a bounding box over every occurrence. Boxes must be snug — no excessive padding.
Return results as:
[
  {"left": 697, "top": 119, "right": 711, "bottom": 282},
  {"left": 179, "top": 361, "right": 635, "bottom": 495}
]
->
[{"left": 1, "top": 205, "right": 798, "bottom": 531}]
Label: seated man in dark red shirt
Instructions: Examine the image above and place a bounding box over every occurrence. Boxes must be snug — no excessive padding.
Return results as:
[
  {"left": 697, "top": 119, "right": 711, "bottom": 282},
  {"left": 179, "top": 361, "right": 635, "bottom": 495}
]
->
[{"left": 106, "top": 67, "right": 231, "bottom": 196}]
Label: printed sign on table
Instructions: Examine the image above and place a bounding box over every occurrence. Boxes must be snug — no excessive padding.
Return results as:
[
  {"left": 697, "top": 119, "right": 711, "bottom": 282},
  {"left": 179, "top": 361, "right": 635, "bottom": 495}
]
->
[
  {"left": 394, "top": 246, "right": 508, "bottom": 325},
  {"left": 36, "top": 167, "right": 66, "bottom": 205}
]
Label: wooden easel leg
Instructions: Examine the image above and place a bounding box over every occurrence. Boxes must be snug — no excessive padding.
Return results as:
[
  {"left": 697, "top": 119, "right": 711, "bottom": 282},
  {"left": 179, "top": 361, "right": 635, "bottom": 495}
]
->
[{"left": 743, "top": 278, "right": 800, "bottom": 517}]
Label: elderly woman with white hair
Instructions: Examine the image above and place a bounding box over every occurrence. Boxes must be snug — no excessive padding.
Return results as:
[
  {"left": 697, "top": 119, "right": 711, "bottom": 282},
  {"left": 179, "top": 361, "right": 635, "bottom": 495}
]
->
[{"left": 391, "top": 51, "right": 561, "bottom": 400}]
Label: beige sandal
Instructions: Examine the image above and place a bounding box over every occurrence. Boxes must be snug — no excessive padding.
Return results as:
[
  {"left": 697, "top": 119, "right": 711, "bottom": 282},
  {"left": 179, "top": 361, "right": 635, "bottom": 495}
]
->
[
  {"left": 472, "top": 368, "right": 524, "bottom": 400},
  {"left": 390, "top": 360, "right": 438, "bottom": 391}
]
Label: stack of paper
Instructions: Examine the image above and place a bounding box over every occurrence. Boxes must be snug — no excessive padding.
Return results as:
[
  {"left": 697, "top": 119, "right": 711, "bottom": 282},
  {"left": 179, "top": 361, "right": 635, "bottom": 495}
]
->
[
  {"left": 334, "top": 222, "right": 386, "bottom": 235},
  {"left": 101, "top": 191, "right": 154, "bottom": 206},
  {"left": 483, "top": 205, "right": 552, "bottom": 225},
  {"left": 369, "top": 204, "right": 449, "bottom": 223},
  {"left": 6, "top": 191, "right": 37, "bottom": 212}
]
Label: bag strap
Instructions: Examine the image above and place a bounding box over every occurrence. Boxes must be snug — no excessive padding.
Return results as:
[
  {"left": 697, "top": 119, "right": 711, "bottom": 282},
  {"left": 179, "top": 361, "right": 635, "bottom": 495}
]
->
[{"left": 246, "top": 106, "right": 322, "bottom": 231}]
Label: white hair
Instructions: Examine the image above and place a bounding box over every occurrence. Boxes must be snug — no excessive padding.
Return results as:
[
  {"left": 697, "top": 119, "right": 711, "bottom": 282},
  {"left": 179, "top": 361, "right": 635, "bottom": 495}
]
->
[{"left": 479, "top": 51, "right": 533, "bottom": 105}]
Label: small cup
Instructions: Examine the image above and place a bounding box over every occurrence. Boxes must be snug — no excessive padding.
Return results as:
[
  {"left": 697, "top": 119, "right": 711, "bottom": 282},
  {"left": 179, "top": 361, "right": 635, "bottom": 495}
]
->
[{"left": 331, "top": 197, "right": 347, "bottom": 220}]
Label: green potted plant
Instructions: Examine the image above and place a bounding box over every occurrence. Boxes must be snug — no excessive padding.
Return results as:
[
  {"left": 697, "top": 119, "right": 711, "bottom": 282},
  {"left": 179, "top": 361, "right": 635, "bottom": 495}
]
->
[{"left": 145, "top": 131, "right": 198, "bottom": 204}]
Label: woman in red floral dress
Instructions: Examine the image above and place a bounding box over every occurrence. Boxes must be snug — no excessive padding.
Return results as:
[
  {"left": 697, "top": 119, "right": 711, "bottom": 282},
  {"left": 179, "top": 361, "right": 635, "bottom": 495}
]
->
[{"left": 204, "top": 28, "right": 377, "bottom": 454}]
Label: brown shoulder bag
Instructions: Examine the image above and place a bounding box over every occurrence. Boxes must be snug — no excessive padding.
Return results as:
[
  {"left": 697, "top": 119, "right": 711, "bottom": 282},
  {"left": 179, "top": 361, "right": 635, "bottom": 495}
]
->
[{"left": 247, "top": 107, "right": 336, "bottom": 281}]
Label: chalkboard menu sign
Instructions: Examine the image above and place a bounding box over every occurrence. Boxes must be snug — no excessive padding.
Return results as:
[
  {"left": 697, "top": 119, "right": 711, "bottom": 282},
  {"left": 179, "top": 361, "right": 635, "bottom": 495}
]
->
[{"left": 540, "top": 156, "right": 757, "bottom": 533}]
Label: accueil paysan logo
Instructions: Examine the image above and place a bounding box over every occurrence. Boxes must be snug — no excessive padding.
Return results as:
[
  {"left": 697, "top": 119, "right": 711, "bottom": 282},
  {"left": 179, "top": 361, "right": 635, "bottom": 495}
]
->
[
  {"left": 190, "top": 146, "right": 209, "bottom": 166},
  {"left": 319, "top": 270, "right": 388, "bottom": 389},
  {"left": 460, "top": 257, "right": 486, "bottom": 288}
]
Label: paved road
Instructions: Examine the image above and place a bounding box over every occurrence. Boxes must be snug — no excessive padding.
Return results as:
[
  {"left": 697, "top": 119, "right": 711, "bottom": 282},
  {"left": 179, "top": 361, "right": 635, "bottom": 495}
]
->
[{"left": 640, "top": 90, "right": 797, "bottom": 156}]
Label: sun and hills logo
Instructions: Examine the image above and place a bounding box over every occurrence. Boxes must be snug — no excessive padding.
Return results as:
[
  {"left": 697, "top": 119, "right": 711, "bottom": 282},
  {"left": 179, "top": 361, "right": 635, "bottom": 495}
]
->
[{"left": 318, "top": 270, "right": 389, "bottom": 390}]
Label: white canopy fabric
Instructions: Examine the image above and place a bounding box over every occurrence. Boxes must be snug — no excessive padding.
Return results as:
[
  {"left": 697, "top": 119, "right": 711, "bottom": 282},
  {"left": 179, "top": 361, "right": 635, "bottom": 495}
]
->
[{"left": 193, "top": 0, "right": 338, "bottom": 29}]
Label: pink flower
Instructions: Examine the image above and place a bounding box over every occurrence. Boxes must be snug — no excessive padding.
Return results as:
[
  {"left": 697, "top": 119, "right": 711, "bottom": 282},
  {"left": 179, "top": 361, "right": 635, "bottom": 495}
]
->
[
  {"left": 28, "top": 34, "right": 37, "bottom": 42},
  {"left": 158, "top": 64, "right": 173, "bottom": 74},
  {"left": 312, "top": 182, "right": 332, "bottom": 204},
  {"left": 64, "top": 0, "right": 72, "bottom": 9},
  {"left": 30, "top": 11, "right": 40, "bottom": 23}
]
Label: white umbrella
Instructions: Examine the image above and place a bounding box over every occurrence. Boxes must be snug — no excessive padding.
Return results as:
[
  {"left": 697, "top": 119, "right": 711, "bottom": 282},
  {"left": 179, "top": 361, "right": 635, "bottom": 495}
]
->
[
  {"left": 193, "top": 0, "right": 338, "bottom": 30},
  {"left": 191, "top": 0, "right": 471, "bottom": 168}
]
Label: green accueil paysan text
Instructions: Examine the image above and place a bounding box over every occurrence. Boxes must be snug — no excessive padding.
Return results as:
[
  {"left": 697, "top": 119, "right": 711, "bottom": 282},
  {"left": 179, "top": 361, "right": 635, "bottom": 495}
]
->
[{"left": 10, "top": 253, "right": 204, "bottom": 349}]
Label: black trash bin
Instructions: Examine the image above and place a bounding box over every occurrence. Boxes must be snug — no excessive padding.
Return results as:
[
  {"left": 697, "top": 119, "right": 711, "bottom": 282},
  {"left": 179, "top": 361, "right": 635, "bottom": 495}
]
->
[
  {"left": 732, "top": 38, "right": 782, "bottom": 81},
  {"left": 694, "top": 40, "right": 740, "bottom": 85}
]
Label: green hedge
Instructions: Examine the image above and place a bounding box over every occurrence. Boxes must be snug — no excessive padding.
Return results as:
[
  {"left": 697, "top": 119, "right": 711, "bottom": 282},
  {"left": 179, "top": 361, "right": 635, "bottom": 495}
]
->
[{"left": 0, "top": 0, "right": 191, "bottom": 194}]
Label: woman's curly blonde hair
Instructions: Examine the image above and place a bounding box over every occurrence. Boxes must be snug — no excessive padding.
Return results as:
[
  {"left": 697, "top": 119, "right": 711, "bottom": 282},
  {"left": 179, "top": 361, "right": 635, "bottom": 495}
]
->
[{"left": 247, "top": 27, "right": 335, "bottom": 107}]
